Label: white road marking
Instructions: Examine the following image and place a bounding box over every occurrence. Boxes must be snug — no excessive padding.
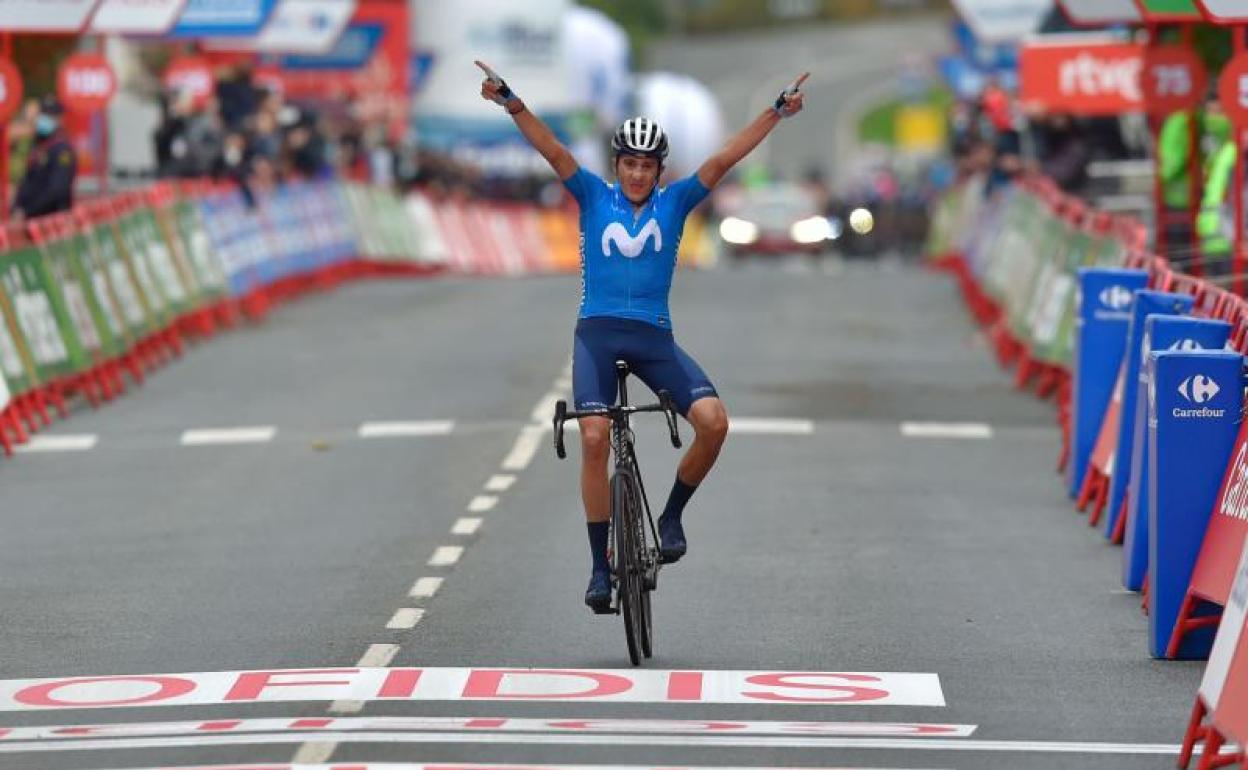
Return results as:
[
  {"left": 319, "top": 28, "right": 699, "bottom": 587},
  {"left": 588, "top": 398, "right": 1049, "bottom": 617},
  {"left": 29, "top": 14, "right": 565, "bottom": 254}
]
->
[
  {"left": 2, "top": 731, "right": 1231, "bottom": 756},
  {"left": 900, "top": 422, "right": 994, "bottom": 440},
  {"left": 452, "top": 517, "right": 482, "bottom": 536},
  {"left": 531, "top": 392, "right": 563, "bottom": 423},
  {"left": 484, "top": 474, "right": 516, "bottom": 492},
  {"left": 729, "top": 418, "right": 815, "bottom": 435},
  {"left": 554, "top": 377, "right": 572, "bottom": 390},
  {"left": 358, "top": 421, "right": 455, "bottom": 438},
  {"left": 0, "top": 668, "right": 944, "bottom": 709},
  {"left": 467, "top": 495, "right": 497, "bottom": 512},
  {"left": 408, "top": 577, "right": 443, "bottom": 598},
  {"left": 501, "top": 424, "right": 545, "bottom": 471},
  {"left": 428, "top": 546, "right": 464, "bottom": 567},
  {"left": 14, "top": 434, "right": 97, "bottom": 453},
  {"left": 323, "top": 644, "right": 401, "bottom": 719},
  {"left": 385, "top": 608, "right": 425, "bottom": 630},
  {"left": 102, "top": 758, "right": 938, "bottom": 763},
  {"left": 356, "top": 644, "right": 401, "bottom": 667},
  {"left": 180, "top": 426, "right": 276, "bottom": 446},
  {"left": 290, "top": 741, "right": 337, "bottom": 763},
  {"left": 0, "top": 716, "right": 978, "bottom": 741}
]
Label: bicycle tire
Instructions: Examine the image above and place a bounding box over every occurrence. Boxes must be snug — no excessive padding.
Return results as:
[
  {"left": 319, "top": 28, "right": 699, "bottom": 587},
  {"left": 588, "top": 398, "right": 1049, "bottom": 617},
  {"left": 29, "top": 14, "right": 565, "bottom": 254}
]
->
[
  {"left": 628, "top": 472, "right": 654, "bottom": 659},
  {"left": 612, "top": 470, "right": 642, "bottom": 666}
]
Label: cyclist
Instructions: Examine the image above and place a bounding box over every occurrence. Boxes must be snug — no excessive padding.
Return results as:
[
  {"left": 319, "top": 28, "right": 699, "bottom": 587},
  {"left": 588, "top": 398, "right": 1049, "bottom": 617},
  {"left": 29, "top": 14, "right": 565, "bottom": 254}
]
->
[{"left": 477, "top": 60, "right": 808, "bottom": 611}]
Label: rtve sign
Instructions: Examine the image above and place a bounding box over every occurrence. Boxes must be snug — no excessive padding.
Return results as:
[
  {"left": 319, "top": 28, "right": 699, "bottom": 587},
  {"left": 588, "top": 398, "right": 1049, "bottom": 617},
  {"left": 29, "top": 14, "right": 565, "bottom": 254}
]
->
[{"left": 1021, "top": 41, "right": 1147, "bottom": 115}]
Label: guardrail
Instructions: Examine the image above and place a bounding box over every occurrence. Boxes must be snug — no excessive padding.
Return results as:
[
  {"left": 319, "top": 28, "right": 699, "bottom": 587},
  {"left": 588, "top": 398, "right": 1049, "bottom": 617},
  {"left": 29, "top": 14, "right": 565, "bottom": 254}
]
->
[{"left": 926, "top": 174, "right": 1248, "bottom": 768}]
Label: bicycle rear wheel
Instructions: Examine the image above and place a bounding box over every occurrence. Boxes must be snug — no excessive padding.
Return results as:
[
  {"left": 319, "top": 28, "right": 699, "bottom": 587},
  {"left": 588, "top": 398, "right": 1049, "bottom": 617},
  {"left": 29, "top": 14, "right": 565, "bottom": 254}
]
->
[{"left": 612, "top": 469, "right": 644, "bottom": 666}]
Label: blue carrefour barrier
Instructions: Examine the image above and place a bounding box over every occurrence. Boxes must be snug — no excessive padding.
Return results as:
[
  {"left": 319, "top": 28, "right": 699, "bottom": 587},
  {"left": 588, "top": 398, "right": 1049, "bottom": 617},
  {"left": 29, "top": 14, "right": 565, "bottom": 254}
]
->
[
  {"left": 1123, "top": 317, "right": 1232, "bottom": 591},
  {"left": 1070, "top": 268, "right": 1149, "bottom": 497},
  {"left": 1106, "top": 291, "right": 1195, "bottom": 540},
  {"left": 1147, "top": 349, "right": 1246, "bottom": 659}
]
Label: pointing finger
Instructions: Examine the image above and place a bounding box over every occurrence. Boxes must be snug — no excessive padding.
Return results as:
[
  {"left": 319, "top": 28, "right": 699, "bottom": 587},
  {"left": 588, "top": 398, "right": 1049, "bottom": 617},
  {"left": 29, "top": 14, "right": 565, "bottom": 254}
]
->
[{"left": 793, "top": 72, "right": 810, "bottom": 90}]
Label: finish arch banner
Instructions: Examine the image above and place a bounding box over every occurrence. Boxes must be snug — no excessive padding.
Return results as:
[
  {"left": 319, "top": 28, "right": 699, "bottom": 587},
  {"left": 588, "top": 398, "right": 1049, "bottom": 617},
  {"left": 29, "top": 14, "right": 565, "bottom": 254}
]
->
[
  {"left": 1058, "top": 0, "right": 1142, "bottom": 23},
  {"left": 1020, "top": 41, "right": 1144, "bottom": 116},
  {"left": 57, "top": 54, "right": 117, "bottom": 115},
  {"left": 0, "top": 0, "right": 99, "bottom": 32},
  {"left": 90, "top": 0, "right": 186, "bottom": 34}
]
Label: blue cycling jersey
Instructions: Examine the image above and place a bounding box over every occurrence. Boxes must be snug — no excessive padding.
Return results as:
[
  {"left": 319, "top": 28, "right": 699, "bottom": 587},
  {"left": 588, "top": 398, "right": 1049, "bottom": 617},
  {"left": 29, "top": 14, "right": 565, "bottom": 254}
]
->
[{"left": 563, "top": 166, "right": 710, "bottom": 329}]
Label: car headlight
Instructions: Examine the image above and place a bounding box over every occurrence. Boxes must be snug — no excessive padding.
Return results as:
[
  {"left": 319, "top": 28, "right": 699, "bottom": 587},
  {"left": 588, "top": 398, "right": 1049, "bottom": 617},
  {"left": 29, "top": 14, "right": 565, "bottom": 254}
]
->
[
  {"left": 720, "top": 216, "right": 759, "bottom": 245},
  {"left": 789, "top": 216, "right": 834, "bottom": 244},
  {"left": 849, "top": 207, "right": 874, "bottom": 235}
]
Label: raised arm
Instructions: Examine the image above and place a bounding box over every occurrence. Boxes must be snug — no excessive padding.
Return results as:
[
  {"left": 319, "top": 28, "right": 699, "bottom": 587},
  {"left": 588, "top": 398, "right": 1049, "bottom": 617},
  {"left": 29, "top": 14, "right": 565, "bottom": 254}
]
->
[
  {"left": 477, "top": 60, "right": 578, "bottom": 181},
  {"left": 697, "top": 72, "right": 808, "bottom": 190}
]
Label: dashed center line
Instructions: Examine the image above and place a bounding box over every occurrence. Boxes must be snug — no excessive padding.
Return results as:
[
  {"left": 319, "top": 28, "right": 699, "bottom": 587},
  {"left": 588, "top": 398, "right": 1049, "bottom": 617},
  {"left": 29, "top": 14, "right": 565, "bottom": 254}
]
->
[
  {"left": 14, "top": 434, "right": 98, "bottom": 453},
  {"left": 180, "top": 426, "right": 277, "bottom": 446},
  {"left": 428, "top": 546, "right": 464, "bottom": 567},
  {"left": 467, "top": 495, "right": 498, "bottom": 512},
  {"left": 408, "top": 577, "right": 443, "bottom": 598},
  {"left": 452, "top": 517, "right": 482, "bottom": 536},
  {"left": 358, "top": 420, "right": 455, "bottom": 438},
  {"left": 385, "top": 608, "right": 426, "bottom": 630},
  {"left": 484, "top": 474, "right": 516, "bottom": 492},
  {"left": 501, "top": 424, "right": 546, "bottom": 471}
]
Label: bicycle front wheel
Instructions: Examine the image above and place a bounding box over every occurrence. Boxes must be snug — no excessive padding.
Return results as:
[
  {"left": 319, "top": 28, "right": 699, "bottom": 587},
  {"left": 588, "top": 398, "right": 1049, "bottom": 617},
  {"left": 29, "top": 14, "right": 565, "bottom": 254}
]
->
[{"left": 612, "top": 469, "right": 644, "bottom": 666}]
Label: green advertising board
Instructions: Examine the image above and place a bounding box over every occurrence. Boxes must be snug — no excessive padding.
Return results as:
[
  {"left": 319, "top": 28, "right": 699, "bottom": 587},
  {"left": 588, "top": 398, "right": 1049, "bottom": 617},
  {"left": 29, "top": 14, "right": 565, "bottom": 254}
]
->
[{"left": 0, "top": 245, "right": 82, "bottom": 382}]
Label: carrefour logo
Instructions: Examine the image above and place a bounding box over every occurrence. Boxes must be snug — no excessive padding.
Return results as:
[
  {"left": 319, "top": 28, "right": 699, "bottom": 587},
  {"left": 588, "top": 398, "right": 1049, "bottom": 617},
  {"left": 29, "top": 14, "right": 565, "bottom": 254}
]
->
[
  {"left": 1173, "top": 373, "right": 1226, "bottom": 419},
  {"left": 1169, "top": 339, "right": 1204, "bottom": 352},
  {"left": 1179, "top": 375, "right": 1220, "bottom": 404},
  {"left": 1099, "top": 285, "right": 1133, "bottom": 311}
]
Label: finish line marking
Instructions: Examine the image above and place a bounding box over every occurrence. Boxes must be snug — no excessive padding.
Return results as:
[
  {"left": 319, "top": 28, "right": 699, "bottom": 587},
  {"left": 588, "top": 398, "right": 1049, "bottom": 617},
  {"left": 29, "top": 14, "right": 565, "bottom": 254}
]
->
[
  {"left": 0, "top": 716, "right": 976, "bottom": 742},
  {"left": 0, "top": 668, "right": 945, "bottom": 711},
  {"left": 0, "top": 731, "right": 1235, "bottom": 756},
  {"left": 900, "top": 422, "right": 993, "bottom": 440},
  {"left": 65, "top": 764, "right": 947, "bottom": 770}
]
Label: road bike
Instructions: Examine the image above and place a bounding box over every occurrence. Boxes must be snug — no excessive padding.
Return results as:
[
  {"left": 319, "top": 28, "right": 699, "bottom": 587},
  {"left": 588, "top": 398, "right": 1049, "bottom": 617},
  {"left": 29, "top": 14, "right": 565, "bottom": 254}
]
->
[{"left": 553, "top": 360, "right": 682, "bottom": 665}]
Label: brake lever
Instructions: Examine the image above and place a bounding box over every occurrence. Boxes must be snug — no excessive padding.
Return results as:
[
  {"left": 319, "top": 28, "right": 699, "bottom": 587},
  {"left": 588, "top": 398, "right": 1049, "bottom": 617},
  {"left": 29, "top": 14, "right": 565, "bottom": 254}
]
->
[
  {"left": 553, "top": 400, "right": 567, "bottom": 459},
  {"left": 659, "top": 391, "right": 682, "bottom": 448}
]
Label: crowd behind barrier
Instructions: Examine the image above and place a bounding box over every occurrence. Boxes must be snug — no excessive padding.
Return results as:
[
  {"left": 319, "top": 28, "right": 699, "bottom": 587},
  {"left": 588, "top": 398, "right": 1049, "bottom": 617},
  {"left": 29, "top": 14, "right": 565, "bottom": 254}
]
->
[{"left": 925, "top": 175, "right": 1248, "bottom": 768}]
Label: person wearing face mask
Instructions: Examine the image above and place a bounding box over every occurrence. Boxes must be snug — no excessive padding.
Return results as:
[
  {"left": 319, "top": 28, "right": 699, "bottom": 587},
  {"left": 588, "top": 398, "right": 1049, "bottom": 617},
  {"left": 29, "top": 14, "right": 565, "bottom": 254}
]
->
[
  {"left": 12, "top": 96, "right": 77, "bottom": 222},
  {"left": 477, "top": 60, "right": 808, "bottom": 612}
]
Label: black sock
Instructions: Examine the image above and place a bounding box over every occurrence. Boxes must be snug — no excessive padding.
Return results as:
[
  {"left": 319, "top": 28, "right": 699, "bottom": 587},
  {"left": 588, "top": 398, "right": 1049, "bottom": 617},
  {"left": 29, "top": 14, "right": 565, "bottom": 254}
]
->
[
  {"left": 661, "top": 477, "right": 697, "bottom": 522},
  {"left": 587, "top": 521, "right": 609, "bottom": 572}
]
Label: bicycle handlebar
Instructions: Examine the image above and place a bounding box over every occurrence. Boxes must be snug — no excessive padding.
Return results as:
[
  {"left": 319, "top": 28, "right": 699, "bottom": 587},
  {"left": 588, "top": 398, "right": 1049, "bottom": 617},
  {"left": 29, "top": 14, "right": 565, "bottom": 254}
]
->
[{"left": 553, "top": 391, "right": 682, "bottom": 460}]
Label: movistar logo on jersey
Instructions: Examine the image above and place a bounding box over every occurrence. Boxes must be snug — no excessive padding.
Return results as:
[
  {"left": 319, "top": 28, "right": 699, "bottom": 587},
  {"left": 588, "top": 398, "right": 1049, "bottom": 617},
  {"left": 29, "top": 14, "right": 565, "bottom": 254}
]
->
[{"left": 601, "top": 219, "right": 662, "bottom": 258}]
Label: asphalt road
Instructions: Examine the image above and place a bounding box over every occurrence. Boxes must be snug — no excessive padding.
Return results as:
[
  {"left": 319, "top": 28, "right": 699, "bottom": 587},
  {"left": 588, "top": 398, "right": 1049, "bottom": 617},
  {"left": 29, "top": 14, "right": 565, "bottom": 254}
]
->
[
  {"left": 648, "top": 17, "right": 949, "bottom": 185},
  {"left": 0, "top": 257, "right": 1211, "bottom": 770}
]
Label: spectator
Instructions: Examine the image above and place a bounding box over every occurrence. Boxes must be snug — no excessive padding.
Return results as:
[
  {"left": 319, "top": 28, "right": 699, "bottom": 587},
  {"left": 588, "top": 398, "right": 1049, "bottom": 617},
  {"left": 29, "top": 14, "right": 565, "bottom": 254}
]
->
[
  {"left": 1035, "top": 113, "right": 1090, "bottom": 195},
  {"left": 11, "top": 96, "right": 76, "bottom": 222}
]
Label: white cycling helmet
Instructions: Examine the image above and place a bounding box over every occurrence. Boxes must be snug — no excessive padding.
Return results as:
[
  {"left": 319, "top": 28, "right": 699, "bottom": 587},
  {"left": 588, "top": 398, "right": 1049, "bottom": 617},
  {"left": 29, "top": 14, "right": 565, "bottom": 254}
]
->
[{"left": 611, "top": 116, "right": 669, "bottom": 161}]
